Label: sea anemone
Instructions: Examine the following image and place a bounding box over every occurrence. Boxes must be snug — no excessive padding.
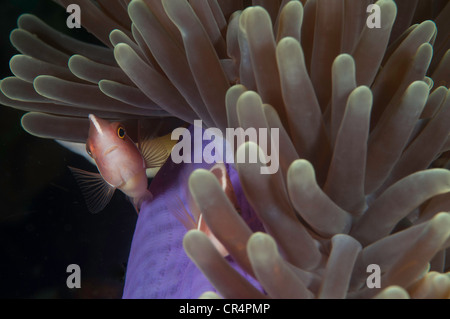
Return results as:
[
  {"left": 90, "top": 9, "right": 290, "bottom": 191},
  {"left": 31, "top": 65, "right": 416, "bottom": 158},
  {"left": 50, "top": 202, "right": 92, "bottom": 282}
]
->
[
  {"left": 181, "top": 0, "right": 450, "bottom": 298},
  {"left": 1, "top": 0, "right": 449, "bottom": 298}
]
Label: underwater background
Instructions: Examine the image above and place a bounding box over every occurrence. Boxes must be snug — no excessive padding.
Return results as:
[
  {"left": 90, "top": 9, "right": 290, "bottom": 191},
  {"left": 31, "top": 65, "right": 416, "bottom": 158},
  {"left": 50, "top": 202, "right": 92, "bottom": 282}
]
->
[
  {"left": 0, "top": 0, "right": 448, "bottom": 299},
  {"left": 0, "top": 0, "right": 137, "bottom": 298}
]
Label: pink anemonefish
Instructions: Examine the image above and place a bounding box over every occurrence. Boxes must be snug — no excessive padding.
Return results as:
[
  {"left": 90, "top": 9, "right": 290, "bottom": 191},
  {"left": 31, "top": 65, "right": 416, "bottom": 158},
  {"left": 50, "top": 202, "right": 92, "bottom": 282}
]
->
[{"left": 70, "top": 114, "right": 176, "bottom": 214}]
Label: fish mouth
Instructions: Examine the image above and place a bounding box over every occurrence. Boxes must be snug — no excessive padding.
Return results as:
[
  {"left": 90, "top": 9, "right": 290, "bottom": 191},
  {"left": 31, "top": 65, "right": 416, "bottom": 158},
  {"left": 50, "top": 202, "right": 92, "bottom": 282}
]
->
[{"left": 104, "top": 145, "right": 118, "bottom": 156}]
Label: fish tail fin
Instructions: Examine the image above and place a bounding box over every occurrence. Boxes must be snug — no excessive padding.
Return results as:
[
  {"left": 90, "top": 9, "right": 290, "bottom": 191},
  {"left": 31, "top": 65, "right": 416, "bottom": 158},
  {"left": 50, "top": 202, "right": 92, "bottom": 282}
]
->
[
  {"left": 132, "top": 189, "right": 153, "bottom": 214},
  {"left": 166, "top": 195, "right": 197, "bottom": 230}
]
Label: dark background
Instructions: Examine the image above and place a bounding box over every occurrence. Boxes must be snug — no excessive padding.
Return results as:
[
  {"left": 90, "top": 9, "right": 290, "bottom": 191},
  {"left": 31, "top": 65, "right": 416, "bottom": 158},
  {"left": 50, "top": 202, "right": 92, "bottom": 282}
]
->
[{"left": 0, "top": 0, "right": 137, "bottom": 298}]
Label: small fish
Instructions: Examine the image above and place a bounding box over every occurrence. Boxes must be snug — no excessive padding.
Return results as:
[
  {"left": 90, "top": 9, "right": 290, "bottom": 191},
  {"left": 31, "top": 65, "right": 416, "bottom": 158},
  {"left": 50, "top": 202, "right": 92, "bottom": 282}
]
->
[
  {"left": 168, "top": 163, "right": 240, "bottom": 257},
  {"left": 70, "top": 114, "right": 176, "bottom": 214}
]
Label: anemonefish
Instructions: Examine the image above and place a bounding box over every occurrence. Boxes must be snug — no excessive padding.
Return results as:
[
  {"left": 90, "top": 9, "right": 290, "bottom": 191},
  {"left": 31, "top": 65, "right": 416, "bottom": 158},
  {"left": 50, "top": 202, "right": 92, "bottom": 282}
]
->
[
  {"left": 70, "top": 114, "right": 176, "bottom": 214},
  {"left": 168, "top": 163, "right": 240, "bottom": 257}
]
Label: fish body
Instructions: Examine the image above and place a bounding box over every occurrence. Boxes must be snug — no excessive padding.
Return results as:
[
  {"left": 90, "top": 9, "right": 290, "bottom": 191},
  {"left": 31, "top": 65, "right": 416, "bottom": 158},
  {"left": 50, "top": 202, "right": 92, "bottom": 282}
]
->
[
  {"left": 168, "top": 163, "right": 239, "bottom": 257},
  {"left": 86, "top": 114, "right": 149, "bottom": 202},
  {"left": 70, "top": 114, "right": 176, "bottom": 213}
]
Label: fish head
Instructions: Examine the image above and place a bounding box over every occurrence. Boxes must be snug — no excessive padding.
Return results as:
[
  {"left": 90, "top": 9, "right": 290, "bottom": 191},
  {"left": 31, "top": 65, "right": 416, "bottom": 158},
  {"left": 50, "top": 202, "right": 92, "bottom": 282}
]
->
[
  {"left": 85, "top": 114, "right": 145, "bottom": 185},
  {"left": 86, "top": 114, "right": 127, "bottom": 159}
]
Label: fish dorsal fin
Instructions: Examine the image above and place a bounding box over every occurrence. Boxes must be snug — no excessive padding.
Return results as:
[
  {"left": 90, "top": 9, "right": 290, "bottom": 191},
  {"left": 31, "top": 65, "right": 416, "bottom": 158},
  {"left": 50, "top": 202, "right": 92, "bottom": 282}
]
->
[
  {"left": 140, "top": 133, "right": 178, "bottom": 168},
  {"left": 68, "top": 166, "right": 116, "bottom": 214}
]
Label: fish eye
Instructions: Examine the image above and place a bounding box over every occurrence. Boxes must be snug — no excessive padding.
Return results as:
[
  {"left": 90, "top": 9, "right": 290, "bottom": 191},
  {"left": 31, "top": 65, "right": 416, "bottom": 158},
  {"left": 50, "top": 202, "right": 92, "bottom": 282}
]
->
[
  {"left": 117, "top": 126, "right": 126, "bottom": 139},
  {"left": 86, "top": 144, "right": 93, "bottom": 157}
]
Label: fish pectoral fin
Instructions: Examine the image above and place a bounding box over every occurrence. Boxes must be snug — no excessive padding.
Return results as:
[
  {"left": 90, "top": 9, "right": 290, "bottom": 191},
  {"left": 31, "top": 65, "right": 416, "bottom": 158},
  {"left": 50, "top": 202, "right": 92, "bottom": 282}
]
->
[
  {"left": 68, "top": 166, "right": 116, "bottom": 214},
  {"left": 140, "top": 133, "right": 178, "bottom": 168}
]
